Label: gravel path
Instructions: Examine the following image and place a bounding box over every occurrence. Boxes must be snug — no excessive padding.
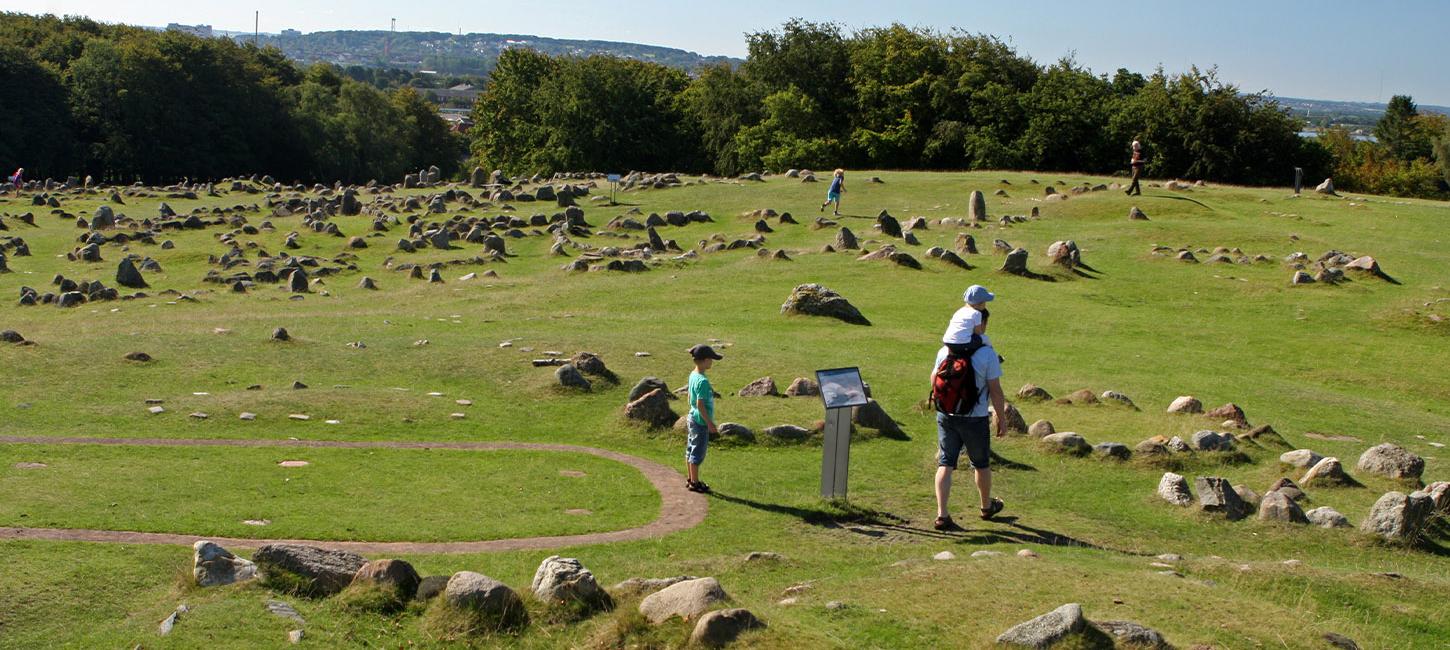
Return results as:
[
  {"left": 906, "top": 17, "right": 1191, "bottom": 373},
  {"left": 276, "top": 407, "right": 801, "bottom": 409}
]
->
[{"left": 0, "top": 435, "right": 707, "bottom": 554}]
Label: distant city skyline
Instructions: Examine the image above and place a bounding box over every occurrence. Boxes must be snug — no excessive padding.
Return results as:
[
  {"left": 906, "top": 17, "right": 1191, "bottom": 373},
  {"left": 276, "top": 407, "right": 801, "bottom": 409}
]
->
[{"left": 5, "top": 0, "right": 1448, "bottom": 106}]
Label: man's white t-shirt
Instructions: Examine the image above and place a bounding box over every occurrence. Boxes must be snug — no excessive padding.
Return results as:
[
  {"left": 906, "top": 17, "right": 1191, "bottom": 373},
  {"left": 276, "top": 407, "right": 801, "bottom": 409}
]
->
[
  {"left": 932, "top": 334, "right": 1003, "bottom": 418},
  {"left": 941, "top": 305, "right": 982, "bottom": 344}
]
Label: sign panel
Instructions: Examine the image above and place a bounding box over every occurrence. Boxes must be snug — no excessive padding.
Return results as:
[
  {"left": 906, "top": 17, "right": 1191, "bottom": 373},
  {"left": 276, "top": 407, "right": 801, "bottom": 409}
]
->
[
  {"left": 815, "top": 367, "right": 869, "bottom": 410},
  {"left": 607, "top": 174, "right": 621, "bottom": 183}
]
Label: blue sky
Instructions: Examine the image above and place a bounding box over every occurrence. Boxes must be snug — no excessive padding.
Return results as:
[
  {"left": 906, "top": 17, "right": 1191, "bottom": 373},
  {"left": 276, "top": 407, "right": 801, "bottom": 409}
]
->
[{"left": 6, "top": 0, "right": 1448, "bottom": 105}]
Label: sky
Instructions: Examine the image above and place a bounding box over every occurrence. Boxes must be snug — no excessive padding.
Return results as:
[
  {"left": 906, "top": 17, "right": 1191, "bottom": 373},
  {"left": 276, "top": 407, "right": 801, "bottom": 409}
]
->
[{"left": 5, "top": 0, "right": 1448, "bottom": 106}]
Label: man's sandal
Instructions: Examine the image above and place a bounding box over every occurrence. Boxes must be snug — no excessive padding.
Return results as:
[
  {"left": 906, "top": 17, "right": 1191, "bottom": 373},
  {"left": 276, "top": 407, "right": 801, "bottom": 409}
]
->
[
  {"left": 933, "top": 516, "right": 956, "bottom": 531},
  {"left": 980, "top": 498, "right": 1005, "bottom": 520}
]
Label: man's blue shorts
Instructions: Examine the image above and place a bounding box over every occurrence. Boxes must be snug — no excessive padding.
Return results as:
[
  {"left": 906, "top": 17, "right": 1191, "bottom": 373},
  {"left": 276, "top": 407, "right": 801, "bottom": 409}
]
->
[
  {"left": 937, "top": 412, "right": 990, "bottom": 470},
  {"left": 686, "top": 419, "right": 709, "bottom": 465}
]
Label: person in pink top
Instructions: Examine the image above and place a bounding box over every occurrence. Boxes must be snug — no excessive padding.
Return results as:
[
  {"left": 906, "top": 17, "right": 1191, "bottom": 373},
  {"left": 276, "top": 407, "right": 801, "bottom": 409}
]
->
[{"left": 8, "top": 168, "right": 22, "bottom": 196}]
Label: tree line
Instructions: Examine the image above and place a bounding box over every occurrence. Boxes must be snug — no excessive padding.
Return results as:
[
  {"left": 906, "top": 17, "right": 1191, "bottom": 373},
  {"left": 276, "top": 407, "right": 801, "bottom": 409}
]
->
[
  {"left": 0, "top": 13, "right": 464, "bottom": 185},
  {"left": 471, "top": 20, "right": 1449, "bottom": 198},
  {"left": 4, "top": 14, "right": 1447, "bottom": 198}
]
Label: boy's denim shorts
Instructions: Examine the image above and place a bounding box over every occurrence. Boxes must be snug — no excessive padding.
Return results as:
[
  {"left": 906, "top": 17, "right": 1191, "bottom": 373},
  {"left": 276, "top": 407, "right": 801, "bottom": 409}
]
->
[
  {"left": 937, "top": 412, "right": 990, "bottom": 469},
  {"left": 686, "top": 419, "right": 709, "bottom": 465}
]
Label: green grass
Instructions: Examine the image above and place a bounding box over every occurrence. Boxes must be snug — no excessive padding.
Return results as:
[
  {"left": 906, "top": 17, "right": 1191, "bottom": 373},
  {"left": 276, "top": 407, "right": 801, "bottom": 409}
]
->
[
  {"left": 1, "top": 171, "right": 1448, "bottom": 648},
  {"left": 0, "top": 444, "right": 656, "bottom": 542}
]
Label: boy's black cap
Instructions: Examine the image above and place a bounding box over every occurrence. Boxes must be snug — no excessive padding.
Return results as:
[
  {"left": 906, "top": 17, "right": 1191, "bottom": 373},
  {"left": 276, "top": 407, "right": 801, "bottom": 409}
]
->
[{"left": 688, "top": 344, "right": 723, "bottom": 360}]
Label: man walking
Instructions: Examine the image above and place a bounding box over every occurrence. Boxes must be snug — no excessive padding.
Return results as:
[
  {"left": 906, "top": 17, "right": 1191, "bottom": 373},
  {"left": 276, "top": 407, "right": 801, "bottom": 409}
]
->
[
  {"left": 1125, "top": 139, "right": 1144, "bottom": 196},
  {"left": 930, "top": 285, "right": 1007, "bottom": 531}
]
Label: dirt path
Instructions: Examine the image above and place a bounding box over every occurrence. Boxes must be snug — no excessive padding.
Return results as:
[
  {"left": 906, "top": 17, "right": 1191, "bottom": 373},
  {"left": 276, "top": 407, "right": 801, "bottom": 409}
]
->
[{"left": 0, "top": 435, "right": 707, "bottom": 554}]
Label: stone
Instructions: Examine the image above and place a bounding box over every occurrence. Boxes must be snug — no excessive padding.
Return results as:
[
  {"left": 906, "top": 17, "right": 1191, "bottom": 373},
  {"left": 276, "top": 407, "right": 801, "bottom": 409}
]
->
[
  {"left": 1190, "top": 430, "right": 1234, "bottom": 452},
  {"left": 1017, "top": 384, "right": 1052, "bottom": 401},
  {"left": 877, "top": 212, "right": 902, "bottom": 238},
  {"left": 531, "top": 555, "right": 611, "bottom": 609},
  {"left": 1093, "top": 442, "right": 1131, "bottom": 460},
  {"left": 638, "top": 577, "right": 728, "bottom": 624},
  {"left": 116, "top": 258, "right": 148, "bottom": 289},
  {"left": 352, "top": 559, "right": 421, "bottom": 600},
  {"left": 1322, "top": 633, "right": 1360, "bottom": 650},
  {"left": 991, "top": 403, "right": 1029, "bottom": 435},
  {"left": 1206, "top": 403, "right": 1247, "bottom": 426},
  {"left": 556, "top": 363, "right": 591, "bottom": 391},
  {"left": 266, "top": 599, "right": 305, "bottom": 624},
  {"left": 124, "top": 351, "right": 153, "bottom": 362},
  {"left": 833, "top": 227, "right": 859, "bottom": 250},
  {"left": 781, "top": 283, "right": 870, "bottom": 325},
  {"left": 933, "top": 551, "right": 956, "bottom": 561},
  {"left": 444, "top": 571, "right": 528, "bottom": 628},
  {"left": 690, "top": 608, "right": 764, "bottom": 647},
  {"left": 1195, "top": 477, "right": 1249, "bottom": 520},
  {"left": 762, "top": 424, "right": 810, "bottom": 441},
  {"left": 1062, "top": 389, "right": 1098, "bottom": 405},
  {"left": 1100, "top": 390, "right": 1136, "bottom": 409},
  {"left": 415, "top": 575, "right": 450, "bottom": 601},
  {"left": 1000, "top": 247, "right": 1029, "bottom": 274},
  {"left": 1095, "top": 621, "right": 1168, "bottom": 648},
  {"left": 610, "top": 576, "right": 698, "bottom": 597},
  {"left": 1300, "top": 457, "right": 1352, "bottom": 487},
  {"left": 1292, "top": 270, "right": 1315, "bottom": 285},
  {"left": 1427, "top": 482, "right": 1450, "bottom": 513},
  {"left": 627, "top": 377, "right": 673, "bottom": 402},
  {"left": 1046, "top": 241, "right": 1077, "bottom": 268},
  {"left": 968, "top": 190, "right": 988, "bottom": 222},
  {"left": 1315, "top": 178, "right": 1335, "bottom": 194},
  {"left": 271, "top": 327, "right": 290, "bottom": 342},
  {"left": 252, "top": 544, "right": 367, "bottom": 596},
  {"left": 358, "top": 276, "right": 378, "bottom": 290},
  {"left": 784, "top": 377, "right": 819, "bottom": 397},
  {"left": 287, "top": 268, "right": 309, "bottom": 293},
  {"left": 716, "top": 422, "right": 755, "bottom": 442},
  {"left": 193, "top": 541, "right": 257, "bottom": 587},
  {"left": 1258, "top": 490, "right": 1308, "bottom": 523},
  {"left": 1268, "top": 477, "right": 1306, "bottom": 502},
  {"left": 1167, "top": 396, "right": 1202, "bottom": 414},
  {"left": 1158, "top": 472, "right": 1194, "bottom": 506},
  {"left": 1042, "top": 432, "right": 1090, "bottom": 455},
  {"left": 1128, "top": 206, "right": 1149, "bottom": 221},
  {"left": 1356, "top": 443, "right": 1424, "bottom": 480},
  {"left": 1280, "top": 449, "right": 1323, "bottom": 469},
  {"left": 851, "top": 399, "right": 903, "bottom": 437},
  {"left": 995, "top": 603, "right": 1087, "bottom": 648},
  {"left": 624, "top": 388, "right": 678, "bottom": 429},
  {"left": 738, "top": 376, "right": 779, "bottom": 397},
  {"left": 1028, "top": 420, "right": 1055, "bottom": 438},
  {"left": 1360, "top": 491, "right": 1433, "bottom": 542},
  {"left": 1305, "top": 506, "right": 1350, "bottom": 528}
]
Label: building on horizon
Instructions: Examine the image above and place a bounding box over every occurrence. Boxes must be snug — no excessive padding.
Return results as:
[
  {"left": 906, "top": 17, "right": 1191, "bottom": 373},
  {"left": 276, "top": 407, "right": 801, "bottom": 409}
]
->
[{"left": 166, "top": 23, "right": 213, "bottom": 38}]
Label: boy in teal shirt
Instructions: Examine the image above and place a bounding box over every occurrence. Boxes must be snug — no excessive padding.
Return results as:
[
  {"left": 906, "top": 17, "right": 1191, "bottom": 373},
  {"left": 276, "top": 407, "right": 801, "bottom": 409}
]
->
[{"left": 686, "top": 344, "right": 723, "bottom": 493}]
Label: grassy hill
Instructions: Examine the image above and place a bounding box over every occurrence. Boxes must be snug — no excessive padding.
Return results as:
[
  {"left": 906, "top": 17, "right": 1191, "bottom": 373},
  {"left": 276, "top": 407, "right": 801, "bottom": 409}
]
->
[{"left": 0, "top": 171, "right": 1447, "bottom": 648}]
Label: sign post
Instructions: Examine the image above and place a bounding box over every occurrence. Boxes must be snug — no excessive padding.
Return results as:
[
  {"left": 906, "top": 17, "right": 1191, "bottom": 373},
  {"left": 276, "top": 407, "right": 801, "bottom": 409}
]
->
[
  {"left": 815, "top": 367, "right": 868, "bottom": 500},
  {"left": 1293, "top": 167, "right": 1303, "bottom": 195},
  {"left": 607, "top": 173, "right": 621, "bottom": 205}
]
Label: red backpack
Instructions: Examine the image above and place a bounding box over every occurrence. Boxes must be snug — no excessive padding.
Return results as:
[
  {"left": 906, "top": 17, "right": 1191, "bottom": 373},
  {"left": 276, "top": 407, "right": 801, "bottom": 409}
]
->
[{"left": 931, "top": 336, "right": 986, "bottom": 416}]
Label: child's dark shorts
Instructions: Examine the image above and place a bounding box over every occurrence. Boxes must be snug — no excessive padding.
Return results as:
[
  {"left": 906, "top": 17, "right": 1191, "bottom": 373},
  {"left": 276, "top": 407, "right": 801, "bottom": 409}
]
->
[{"left": 937, "top": 412, "right": 990, "bottom": 470}]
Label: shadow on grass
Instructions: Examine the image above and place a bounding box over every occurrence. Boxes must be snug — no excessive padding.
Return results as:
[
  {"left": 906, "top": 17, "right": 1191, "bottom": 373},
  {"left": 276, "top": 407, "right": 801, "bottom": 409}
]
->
[
  {"left": 989, "top": 450, "right": 1038, "bottom": 472},
  {"left": 1151, "top": 193, "right": 1213, "bottom": 210},
  {"left": 707, "top": 491, "right": 907, "bottom": 530}
]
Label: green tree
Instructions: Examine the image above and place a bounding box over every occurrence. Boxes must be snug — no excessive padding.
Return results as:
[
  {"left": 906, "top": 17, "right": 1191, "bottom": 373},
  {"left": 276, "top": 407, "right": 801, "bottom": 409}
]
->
[
  {"left": 680, "top": 63, "right": 764, "bottom": 175},
  {"left": 0, "top": 44, "right": 78, "bottom": 178},
  {"left": 392, "top": 87, "right": 465, "bottom": 178},
  {"left": 1374, "top": 95, "right": 1432, "bottom": 161}
]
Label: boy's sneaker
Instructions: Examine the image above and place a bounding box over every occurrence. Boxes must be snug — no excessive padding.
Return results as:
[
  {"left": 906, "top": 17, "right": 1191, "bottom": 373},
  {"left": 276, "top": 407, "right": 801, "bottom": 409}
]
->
[{"left": 687, "top": 480, "right": 711, "bottom": 494}]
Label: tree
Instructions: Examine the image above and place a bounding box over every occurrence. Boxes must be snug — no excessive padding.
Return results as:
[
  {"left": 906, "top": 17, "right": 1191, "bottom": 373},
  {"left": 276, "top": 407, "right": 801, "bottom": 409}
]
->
[
  {"left": 1374, "top": 95, "right": 1432, "bottom": 161},
  {"left": 680, "top": 63, "right": 764, "bottom": 175},
  {"left": 0, "top": 44, "right": 77, "bottom": 178},
  {"left": 392, "top": 87, "right": 465, "bottom": 178}
]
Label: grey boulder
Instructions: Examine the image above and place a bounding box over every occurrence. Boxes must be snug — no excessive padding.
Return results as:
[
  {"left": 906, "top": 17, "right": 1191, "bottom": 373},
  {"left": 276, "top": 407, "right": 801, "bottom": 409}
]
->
[{"left": 995, "top": 603, "right": 1087, "bottom": 648}]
